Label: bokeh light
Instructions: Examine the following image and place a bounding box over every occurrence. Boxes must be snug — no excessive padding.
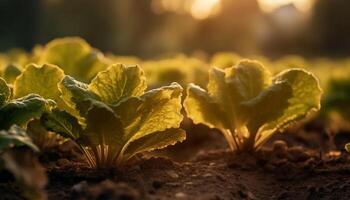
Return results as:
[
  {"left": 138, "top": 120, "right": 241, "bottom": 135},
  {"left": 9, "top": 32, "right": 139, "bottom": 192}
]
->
[
  {"left": 151, "top": 0, "right": 221, "bottom": 20},
  {"left": 257, "top": 0, "right": 315, "bottom": 12}
]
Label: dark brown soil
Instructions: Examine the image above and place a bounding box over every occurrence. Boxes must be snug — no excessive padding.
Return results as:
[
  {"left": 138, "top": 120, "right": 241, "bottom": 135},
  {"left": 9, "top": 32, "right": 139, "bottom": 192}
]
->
[{"left": 2, "top": 118, "right": 350, "bottom": 200}]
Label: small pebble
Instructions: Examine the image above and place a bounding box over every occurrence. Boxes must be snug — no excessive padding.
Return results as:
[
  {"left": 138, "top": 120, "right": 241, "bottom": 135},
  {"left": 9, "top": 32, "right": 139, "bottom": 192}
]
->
[
  {"left": 273, "top": 140, "right": 288, "bottom": 157},
  {"left": 203, "top": 173, "right": 212, "bottom": 178},
  {"left": 175, "top": 192, "right": 187, "bottom": 199},
  {"left": 216, "top": 174, "right": 226, "bottom": 182},
  {"left": 166, "top": 170, "right": 179, "bottom": 179},
  {"left": 288, "top": 146, "right": 310, "bottom": 162}
]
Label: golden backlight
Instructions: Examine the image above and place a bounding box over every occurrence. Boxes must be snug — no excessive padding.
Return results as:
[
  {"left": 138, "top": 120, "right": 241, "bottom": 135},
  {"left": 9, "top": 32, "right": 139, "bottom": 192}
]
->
[
  {"left": 257, "top": 0, "right": 315, "bottom": 12},
  {"left": 151, "top": 0, "right": 221, "bottom": 20},
  {"left": 190, "top": 0, "right": 221, "bottom": 19}
]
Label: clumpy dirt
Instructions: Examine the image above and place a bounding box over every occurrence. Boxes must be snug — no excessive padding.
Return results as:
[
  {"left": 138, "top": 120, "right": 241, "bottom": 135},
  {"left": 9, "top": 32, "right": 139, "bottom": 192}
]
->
[{"left": 2, "top": 118, "right": 350, "bottom": 200}]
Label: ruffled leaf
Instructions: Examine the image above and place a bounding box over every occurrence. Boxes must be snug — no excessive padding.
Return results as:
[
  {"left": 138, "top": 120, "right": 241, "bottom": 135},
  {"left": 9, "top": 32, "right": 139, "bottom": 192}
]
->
[
  {"left": 0, "top": 94, "right": 55, "bottom": 129},
  {"left": 89, "top": 64, "right": 146, "bottom": 104},
  {"left": 13, "top": 64, "right": 65, "bottom": 109}
]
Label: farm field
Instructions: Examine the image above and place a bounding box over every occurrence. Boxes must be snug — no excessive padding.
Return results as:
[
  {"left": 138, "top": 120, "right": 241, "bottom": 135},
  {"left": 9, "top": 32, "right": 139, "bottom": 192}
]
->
[
  {"left": 0, "top": 38, "right": 350, "bottom": 199},
  {"left": 2, "top": 1, "right": 350, "bottom": 199}
]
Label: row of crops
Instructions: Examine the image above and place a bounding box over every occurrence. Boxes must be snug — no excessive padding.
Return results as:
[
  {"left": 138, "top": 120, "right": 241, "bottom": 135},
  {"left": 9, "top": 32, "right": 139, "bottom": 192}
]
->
[
  {"left": 1, "top": 38, "right": 349, "bottom": 117},
  {"left": 0, "top": 37, "right": 349, "bottom": 199}
]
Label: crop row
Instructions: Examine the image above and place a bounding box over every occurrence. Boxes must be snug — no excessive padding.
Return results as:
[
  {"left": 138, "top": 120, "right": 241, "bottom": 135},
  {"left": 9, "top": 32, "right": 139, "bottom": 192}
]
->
[{"left": 0, "top": 37, "right": 345, "bottom": 200}]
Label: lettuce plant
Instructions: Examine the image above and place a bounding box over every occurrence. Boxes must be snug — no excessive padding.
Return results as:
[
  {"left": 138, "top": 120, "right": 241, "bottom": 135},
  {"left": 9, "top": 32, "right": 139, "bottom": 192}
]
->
[
  {"left": 142, "top": 55, "right": 208, "bottom": 88},
  {"left": 41, "top": 64, "right": 185, "bottom": 168},
  {"left": 184, "top": 60, "right": 322, "bottom": 152}
]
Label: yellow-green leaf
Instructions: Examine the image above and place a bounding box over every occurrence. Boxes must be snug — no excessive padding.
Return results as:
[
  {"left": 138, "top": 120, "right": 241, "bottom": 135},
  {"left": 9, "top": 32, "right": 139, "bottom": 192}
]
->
[
  {"left": 58, "top": 76, "right": 100, "bottom": 124},
  {"left": 13, "top": 64, "right": 65, "bottom": 109},
  {"left": 184, "top": 84, "right": 227, "bottom": 129},
  {"left": 89, "top": 64, "right": 146, "bottom": 104},
  {"left": 255, "top": 69, "right": 322, "bottom": 147},
  {"left": 40, "top": 37, "right": 108, "bottom": 82},
  {"left": 122, "top": 83, "right": 183, "bottom": 143},
  {"left": 121, "top": 128, "right": 186, "bottom": 161}
]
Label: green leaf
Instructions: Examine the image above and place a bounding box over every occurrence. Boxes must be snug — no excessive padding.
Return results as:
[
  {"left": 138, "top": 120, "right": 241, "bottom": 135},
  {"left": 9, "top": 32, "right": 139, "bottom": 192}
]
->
[
  {"left": 80, "top": 101, "right": 124, "bottom": 148},
  {"left": 184, "top": 84, "right": 227, "bottom": 129},
  {"left": 225, "top": 60, "right": 271, "bottom": 101},
  {"left": 59, "top": 76, "right": 100, "bottom": 123},
  {"left": 0, "top": 125, "right": 39, "bottom": 153},
  {"left": 2, "top": 64, "right": 22, "bottom": 84},
  {"left": 255, "top": 69, "right": 322, "bottom": 147},
  {"left": 40, "top": 109, "right": 82, "bottom": 140},
  {"left": 122, "top": 128, "right": 186, "bottom": 161},
  {"left": 0, "top": 94, "right": 55, "bottom": 129},
  {"left": 13, "top": 64, "right": 65, "bottom": 109},
  {"left": 0, "top": 77, "right": 11, "bottom": 106},
  {"left": 241, "top": 81, "right": 293, "bottom": 133},
  {"left": 115, "top": 82, "right": 183, "bottom": 143},
  {"left": 40, "top": 37, "right": 108, "bottom": 82},
  {"left": 89, "top": 64, "right": 146, "bottom": 104}
]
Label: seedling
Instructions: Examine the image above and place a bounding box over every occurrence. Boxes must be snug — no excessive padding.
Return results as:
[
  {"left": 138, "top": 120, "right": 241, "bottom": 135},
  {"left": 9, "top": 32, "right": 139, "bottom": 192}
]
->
[
  {"left": 184, "top": 60, "right": 322, "bottom": 152},
  {"left": 41, "top": 64, "right": 186, "bottom": 168}
]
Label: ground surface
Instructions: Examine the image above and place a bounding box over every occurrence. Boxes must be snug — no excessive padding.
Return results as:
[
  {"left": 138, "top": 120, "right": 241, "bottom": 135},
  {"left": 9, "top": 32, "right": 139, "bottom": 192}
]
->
[{"left": 1, "top": 118, "right": 350, "bottom": 200}]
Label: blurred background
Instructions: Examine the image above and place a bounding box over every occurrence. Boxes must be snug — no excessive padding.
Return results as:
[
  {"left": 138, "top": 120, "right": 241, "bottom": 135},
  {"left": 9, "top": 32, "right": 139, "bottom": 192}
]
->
[{"left": 0, "top": 0, "right": 349, "bottom": 59}]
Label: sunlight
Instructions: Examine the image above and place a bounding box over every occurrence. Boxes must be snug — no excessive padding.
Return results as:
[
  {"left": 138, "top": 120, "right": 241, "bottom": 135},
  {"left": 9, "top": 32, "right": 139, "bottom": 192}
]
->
[
  {"left": 151, "top": 0, "right": 221, "bottom": 20},
  {"left": 257, "top": 0, "right": 315, "bottom": 12},
  {"left": 190, "top": 0, "right": 221, "bottom": 20}
]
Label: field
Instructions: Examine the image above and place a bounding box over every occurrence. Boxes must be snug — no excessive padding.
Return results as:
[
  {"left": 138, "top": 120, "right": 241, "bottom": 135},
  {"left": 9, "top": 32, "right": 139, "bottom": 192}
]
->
[{"left": 1, "top": 38, "right": 350, "bottom": 200}]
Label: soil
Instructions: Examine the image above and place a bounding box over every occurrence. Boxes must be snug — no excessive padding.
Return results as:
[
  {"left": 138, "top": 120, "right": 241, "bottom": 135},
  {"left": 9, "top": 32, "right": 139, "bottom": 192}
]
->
[{"left": 2, "top": 117, "right": 350, "bottom": 200}]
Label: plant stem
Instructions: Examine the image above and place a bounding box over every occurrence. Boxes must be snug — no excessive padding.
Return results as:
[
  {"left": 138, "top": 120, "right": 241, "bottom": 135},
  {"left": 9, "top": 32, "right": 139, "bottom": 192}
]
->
[{"left": 222, "top": 129, "right": 240, "bottom": 151}]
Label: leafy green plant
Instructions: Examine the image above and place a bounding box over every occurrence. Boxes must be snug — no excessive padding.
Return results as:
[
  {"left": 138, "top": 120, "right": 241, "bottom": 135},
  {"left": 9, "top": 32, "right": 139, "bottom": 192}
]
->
[
  {"left": 41, "top": 64, "right": 186, "bottom": 168},
  {"left": 184, "top": 60, "right": 322, "bottom": 152},
  {"left": 142, "top": 55, "right": 208, "bottom": 88},
  {"left": 210, "top": 52, "right": 242, "bottom": 69}
]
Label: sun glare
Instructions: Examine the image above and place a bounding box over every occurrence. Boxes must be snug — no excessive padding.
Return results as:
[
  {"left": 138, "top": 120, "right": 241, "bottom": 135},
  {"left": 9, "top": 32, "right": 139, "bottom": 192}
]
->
[
  {"left": 257, "top": 0, "right": 315, "bottom": 13},
  {"left": 190, "top": 0, "right": 221, "bottom": 20},
  {"left": 151, "top": 0, "right": 221, "bottom": 20}
]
